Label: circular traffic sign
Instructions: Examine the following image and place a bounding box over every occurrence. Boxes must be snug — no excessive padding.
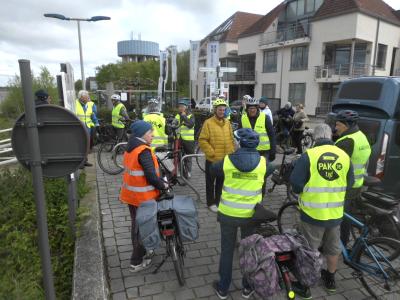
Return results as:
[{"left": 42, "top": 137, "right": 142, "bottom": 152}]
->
[{"left": 12, "top": 104, "right": 89, "bottom": 177}]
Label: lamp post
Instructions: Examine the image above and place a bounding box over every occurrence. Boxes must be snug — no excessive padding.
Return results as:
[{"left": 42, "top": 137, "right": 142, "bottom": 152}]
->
[{"left": 44, "top": 13, "right": 110, "bottom": 89}]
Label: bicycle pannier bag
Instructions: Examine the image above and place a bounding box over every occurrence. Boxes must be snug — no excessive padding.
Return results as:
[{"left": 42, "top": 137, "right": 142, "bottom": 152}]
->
[
  {"left": 171, "top": 195, "right": 199, "bottom": 242},
  {"left": 136, "top": 200, "right": 161, "bottom": 250}
]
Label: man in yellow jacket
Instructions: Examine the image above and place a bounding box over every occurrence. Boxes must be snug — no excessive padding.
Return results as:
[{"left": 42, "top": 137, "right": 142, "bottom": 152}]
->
[{"left": 199, "top": 98, "right": 235, "bottom": 212}]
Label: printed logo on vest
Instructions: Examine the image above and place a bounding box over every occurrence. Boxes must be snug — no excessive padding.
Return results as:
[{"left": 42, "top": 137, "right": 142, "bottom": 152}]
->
[
  {"left": 232, "top": 172, "right": 258, "bottom": 180},
  {"left": 317, "top": 152, "right": 340, "bottom": 181}
]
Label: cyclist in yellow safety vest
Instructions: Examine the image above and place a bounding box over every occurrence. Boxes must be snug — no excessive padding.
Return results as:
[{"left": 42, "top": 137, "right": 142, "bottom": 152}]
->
[
  {"left": 333, "top": 110, "right": 371, "bottom": 248},
  {"left": 290, "top": 124, "right": 354, "bottom": 297},
  {"left": 175, "top": 100, "right": 195, "bottom": 178},
  {"left": 111, "top": 94, "right": 130, "bottom": 140},
  {"left": 76, "top": 90, "right": 98, "bottom": 167},
  {"left": 143, "top": 98, "right": 169, "bottom": 150},
  {"left": 210, "top": 128, "right": 267, "bottom": 299},
  {"left": 239, "top": 95, "right": 276, "bottom": 198}
]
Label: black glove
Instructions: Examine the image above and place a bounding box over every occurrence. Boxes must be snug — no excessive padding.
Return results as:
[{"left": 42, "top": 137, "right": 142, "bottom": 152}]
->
[{"left": 268, "top": 152, "right": 276, "bottom": 162}]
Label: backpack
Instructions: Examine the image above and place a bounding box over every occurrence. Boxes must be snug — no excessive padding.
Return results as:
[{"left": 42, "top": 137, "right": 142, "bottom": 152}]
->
[{"left": 239, "top": 233, "right": 322, "bottom": 298}]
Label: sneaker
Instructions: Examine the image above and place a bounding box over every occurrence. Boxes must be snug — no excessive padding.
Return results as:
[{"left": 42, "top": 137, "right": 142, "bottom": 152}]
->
[
  {"left": 212, "top": 281, "right": 228, "bottom": 300},
  {"left": 241, "top": 287, "right": 255, "bottom": 299},
  {"left": 84, "top": 162, "right": 93, "bottom": 167},
  {"left": 321, "top": 269, "right": 336, "bottom": 292},
  {"left": 291, "top": 281, "right": 312, "bottom": 299},
  {"left": 208, "top": 205, "right": 218, "bottom": 213},
  {"left": 187, "top": 171, "right": 191, "bottom": 178},
  {"left": 129, "top": 258, "right": 152, "bottom": 273}
]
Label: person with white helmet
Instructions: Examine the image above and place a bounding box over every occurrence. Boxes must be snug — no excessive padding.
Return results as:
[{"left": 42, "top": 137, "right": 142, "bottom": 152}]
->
[
  {"left": 111, "top": 94, "right": 130, "bottom": 140},
  {"left": 199, "top": 98, "right": 235, "bottom": 212},
  {"left": 143, "top": 98, "right": 169, "bottom": 149}
]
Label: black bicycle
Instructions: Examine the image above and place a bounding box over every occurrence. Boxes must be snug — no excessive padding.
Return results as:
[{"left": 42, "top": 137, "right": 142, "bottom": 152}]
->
[
  {"left": 275, "top": 118, "right": 314, "bottom": 153},
  {"left": 152, "top": 191, "right": 186, "bottom": 286},
  {"left": 97, "top": 119, "right": 132, "bottom": 175}
]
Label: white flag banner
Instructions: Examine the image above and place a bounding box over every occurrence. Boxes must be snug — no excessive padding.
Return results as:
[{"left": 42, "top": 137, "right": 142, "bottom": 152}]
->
[
  {"left": 171, "top": 46, "right": 177, "bottom": 83},
  {"left": 206, "top": 41, "right": 219, "bottom": 84},
  {"left": 60, "top": 62, "right": 76, "bottom": 113},
  {"left": 159, "top": 50, "right": 169, "bottom": 83},
  {"left": 157, "top": 76, "right": 163, "bottom": 99},
  {"left": 189, "top": 41, "right": 200, "bottom": 81}
]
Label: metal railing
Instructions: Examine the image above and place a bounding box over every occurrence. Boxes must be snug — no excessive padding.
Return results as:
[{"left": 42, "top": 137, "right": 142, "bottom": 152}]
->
[
  {"left": 314, "top": 63, "right": 372, "bottom": 80},
  {"left": 222, "top": 71, "right": 255, "bottom": 82},
  {"left": 259, "top": 23, "right": 310, "bottom": 46},
  {"left": 0, "top": 128, "right": 17, "bottom": 166}
]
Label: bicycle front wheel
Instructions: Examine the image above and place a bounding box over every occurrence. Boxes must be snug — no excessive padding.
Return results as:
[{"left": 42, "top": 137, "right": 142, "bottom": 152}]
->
[
  {"left": 169, "top": 236, "right": 185, "bottom": 286},
  {"left": 97, "top": 142, "right": 124, "bottom": 175},
  {"left": 112, "top": 142, "right": 127, "bottom": 170},
  {"left": 355, "top": 237, "right": 400, "bottom": 298},
  {"left": 195, "top": 144, "right": 206, "bottom": 173},
  {"left": 277, "top": 201, "right": 301, "bottom": 235}
]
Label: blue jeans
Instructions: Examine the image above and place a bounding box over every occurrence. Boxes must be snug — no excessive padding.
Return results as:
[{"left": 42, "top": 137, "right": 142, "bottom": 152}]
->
[{"left": 218, "top": 214, "right": 255, "bottom": 292}]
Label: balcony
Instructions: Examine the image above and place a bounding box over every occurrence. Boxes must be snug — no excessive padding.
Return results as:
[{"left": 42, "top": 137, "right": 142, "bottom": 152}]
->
[
  {"left": 222, "top": 71, "right": 255, "bottom": 83},
  {"left": 314, "top": 63, "right": 372, "bottom": 83},
  {"left": 259, "top": 23, "right": 310, "bottom": 48}
]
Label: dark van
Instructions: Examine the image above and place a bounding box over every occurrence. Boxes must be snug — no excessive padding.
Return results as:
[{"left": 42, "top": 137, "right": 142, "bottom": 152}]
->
[{"left": 327, "top": 77, "right": 400, "bottom": 197}]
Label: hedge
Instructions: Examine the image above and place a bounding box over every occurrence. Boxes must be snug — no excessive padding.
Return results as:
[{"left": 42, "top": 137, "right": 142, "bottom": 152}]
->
[{"left": 0, "top": 167, "right": 89, "bottom": 299}]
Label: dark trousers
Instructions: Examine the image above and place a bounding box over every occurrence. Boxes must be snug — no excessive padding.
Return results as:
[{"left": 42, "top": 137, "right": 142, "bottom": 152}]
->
[
  {"left": 205, "top": 160, "right": 224, "bottom": 207},
  {"left": 218, "top": 216, "right": 255, "bottom": 292},
  {"left": 292, "top": 130, "right": 304, "bottom": 154},
  {"left": 340, "top": 188, "right": 361, "bottom": 246},
  {"left": 115, "top": 128, "right": 125, "bottom": 141},
  {"left": 258, "top": 151, "right": 270, "bottom": 199},
  {"left": 128, "top": 205, "right": 146, "bottom": 265},
  {"left": 181, "top": 139, "right": 195, "bottom": 172}
]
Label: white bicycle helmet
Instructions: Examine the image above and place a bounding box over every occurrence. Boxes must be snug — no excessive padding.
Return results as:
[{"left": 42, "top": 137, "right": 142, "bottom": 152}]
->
[
  {"left": 245, "top": 96, "right": 259, "bottom": 107},
  {"left": 111, "top": 94, "right": 121, "bottom": 101}
]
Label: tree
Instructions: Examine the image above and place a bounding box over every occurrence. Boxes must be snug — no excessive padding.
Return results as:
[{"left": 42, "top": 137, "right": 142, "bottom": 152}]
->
[{"left": 0, "top": 66, "right": 58, "bottom": 119}]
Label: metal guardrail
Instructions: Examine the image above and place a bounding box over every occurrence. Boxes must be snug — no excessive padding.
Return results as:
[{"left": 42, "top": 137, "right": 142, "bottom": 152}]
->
[{"left": 0, "top": 128, "right": 17, "bottom": 166}]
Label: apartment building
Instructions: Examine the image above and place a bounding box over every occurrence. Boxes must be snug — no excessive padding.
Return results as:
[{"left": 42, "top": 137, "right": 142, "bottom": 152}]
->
[{"left": 195, "top": 0, "right": 400, "bottom": 116}]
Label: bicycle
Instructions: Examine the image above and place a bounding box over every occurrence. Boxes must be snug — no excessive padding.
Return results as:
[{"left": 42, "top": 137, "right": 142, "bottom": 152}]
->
[
  {"left": 277, "top": 201, "right": 400, "bottom": 299},
  {"left": 97, "top": 119, "right": 132, "bottom": 175},
  {"left": 275, "top": 118, "right": 314, "bottom": 153},
  {"left": 152, "top": 190, "right": 186, "bottom": 286},
  {"left": 268, "top": 148, "right": 299, "bottom": 203}
]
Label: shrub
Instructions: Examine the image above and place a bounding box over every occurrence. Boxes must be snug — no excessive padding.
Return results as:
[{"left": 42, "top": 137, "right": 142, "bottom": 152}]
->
[{"left": 0, "top": 167, "right": 88, "bottom": 299}]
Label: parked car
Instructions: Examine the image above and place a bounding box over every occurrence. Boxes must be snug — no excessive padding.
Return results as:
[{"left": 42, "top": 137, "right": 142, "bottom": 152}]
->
[
  {"left": 196, "top": 97, "right": 212, "bottom": 110},
  {"left": 326, "top": 77, "right": 400, "bottom": 197}
]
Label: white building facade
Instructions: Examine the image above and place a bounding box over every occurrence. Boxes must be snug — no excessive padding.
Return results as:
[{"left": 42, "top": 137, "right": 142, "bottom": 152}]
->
[{"left": 195, "top": 0, "right": 400, "bottom": 116}]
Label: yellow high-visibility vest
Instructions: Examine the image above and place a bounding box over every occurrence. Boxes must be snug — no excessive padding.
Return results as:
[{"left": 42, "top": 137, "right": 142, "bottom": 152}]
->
[
  {"left": 75, "top": 100, "right": 94, "bottom": 128},
  {"left": 175, "top": 114, "right": 194, "bottom": 141},
  {"left": 143, "top": 113, "right": 168, "bottom": 149},
  {"left": 112, "top": 103, "right": 126, "bottom": 128},
  {"left": 219, "top": 156, "right": 266, "bottom": 218},
  {"left": 241, "top": 113, "right": 270, "bottom": 151}
]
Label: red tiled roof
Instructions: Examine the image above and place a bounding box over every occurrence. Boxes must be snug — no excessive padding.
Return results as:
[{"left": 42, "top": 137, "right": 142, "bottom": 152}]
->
[
  {"left": 205, "top": 11, "right": 263, "bottom": 43},
  {"left": 238, "top": 2, "right": 286, "bottom": 38},
  {"left": 314, "top": 0, "right": 400, "bottom": 25}
]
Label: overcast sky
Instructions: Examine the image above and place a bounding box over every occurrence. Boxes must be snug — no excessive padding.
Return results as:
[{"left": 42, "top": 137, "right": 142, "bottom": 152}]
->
[{"left": 1, "top": 0, "right": 400, "bottom": 86}]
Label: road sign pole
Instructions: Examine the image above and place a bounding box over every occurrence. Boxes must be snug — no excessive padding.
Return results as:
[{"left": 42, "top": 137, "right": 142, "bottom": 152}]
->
[{"left": 18, "top": 59, "right": 56, "bottom": 300}]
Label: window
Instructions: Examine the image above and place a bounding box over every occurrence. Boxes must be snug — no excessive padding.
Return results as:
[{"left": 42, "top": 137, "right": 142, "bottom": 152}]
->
[
  {"left": 291, "top": 46, "right": 308, "bottom": 70},
  {"left": 262, "top": 84, "right": 276, "bottom": 98},
  {"left": 263, "top": 50, "right": 277, "bottom": 72},
  {"left": 289, "top": 83, "right": 306, "bottom": 105},
  {"left": 377, "top": 44, "right": 388, "bottom": 69},
  {"left": 305, "top": 0, "right": 315, "bottom": 13}
]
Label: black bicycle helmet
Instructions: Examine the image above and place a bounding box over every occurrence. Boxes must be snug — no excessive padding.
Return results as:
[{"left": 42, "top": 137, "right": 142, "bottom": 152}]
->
[
  {"left": 335, "top": 110, "right": 359, "bottom": 125},
  {"left": 233, "top": 128, "right": 260, "bottom": 148}
]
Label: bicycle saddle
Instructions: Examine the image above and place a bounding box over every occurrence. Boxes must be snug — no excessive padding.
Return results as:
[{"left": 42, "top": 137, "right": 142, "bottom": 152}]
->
[
  {"left": 253, "top": 203, "right": 278, "bottom": 222},
  {"left": 361, "top": 191, "right": 399, "bottom": 209},
  {"left": 363, "top": 202, "right": 394, "bottom": 216}
]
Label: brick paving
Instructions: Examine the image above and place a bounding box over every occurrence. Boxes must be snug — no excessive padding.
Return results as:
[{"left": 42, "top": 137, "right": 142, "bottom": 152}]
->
[{"left": 95, "top": 154, "right": 399, "bottom": 300}]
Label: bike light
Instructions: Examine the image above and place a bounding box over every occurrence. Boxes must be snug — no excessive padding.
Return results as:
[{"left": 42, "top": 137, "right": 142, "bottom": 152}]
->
[
  {"left": 162, "top": 229, "right": 175, "bottom": 236},
  {"left": 375, "top": 133, "right": 389, "bottom": 179}
]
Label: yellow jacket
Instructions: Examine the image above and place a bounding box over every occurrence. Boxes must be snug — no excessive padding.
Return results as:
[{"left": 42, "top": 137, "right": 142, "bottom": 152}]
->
[{"left": 199, "top": 116, "right": 235, "bottom": 162}]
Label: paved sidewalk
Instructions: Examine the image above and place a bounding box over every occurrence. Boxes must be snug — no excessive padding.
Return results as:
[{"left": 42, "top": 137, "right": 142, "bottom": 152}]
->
[{"left": 96, "top": 154, "right": 398, "bottom": 300}]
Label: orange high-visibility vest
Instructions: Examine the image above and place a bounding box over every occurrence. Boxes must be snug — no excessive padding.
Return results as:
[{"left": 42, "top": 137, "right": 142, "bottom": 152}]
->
[{"left": 120, "top": 144, "right": 160, "bottom": 206}]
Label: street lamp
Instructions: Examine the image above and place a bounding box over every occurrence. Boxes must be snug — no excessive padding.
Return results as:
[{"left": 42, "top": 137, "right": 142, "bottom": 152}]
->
[{"left": 44, "top": 13, "right": 111, "bottom": 89}]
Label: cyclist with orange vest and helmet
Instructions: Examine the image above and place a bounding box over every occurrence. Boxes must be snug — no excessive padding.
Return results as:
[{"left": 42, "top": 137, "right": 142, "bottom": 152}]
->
[{"left": 120, "top": 120, "right": 169, "bottom": 272}]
